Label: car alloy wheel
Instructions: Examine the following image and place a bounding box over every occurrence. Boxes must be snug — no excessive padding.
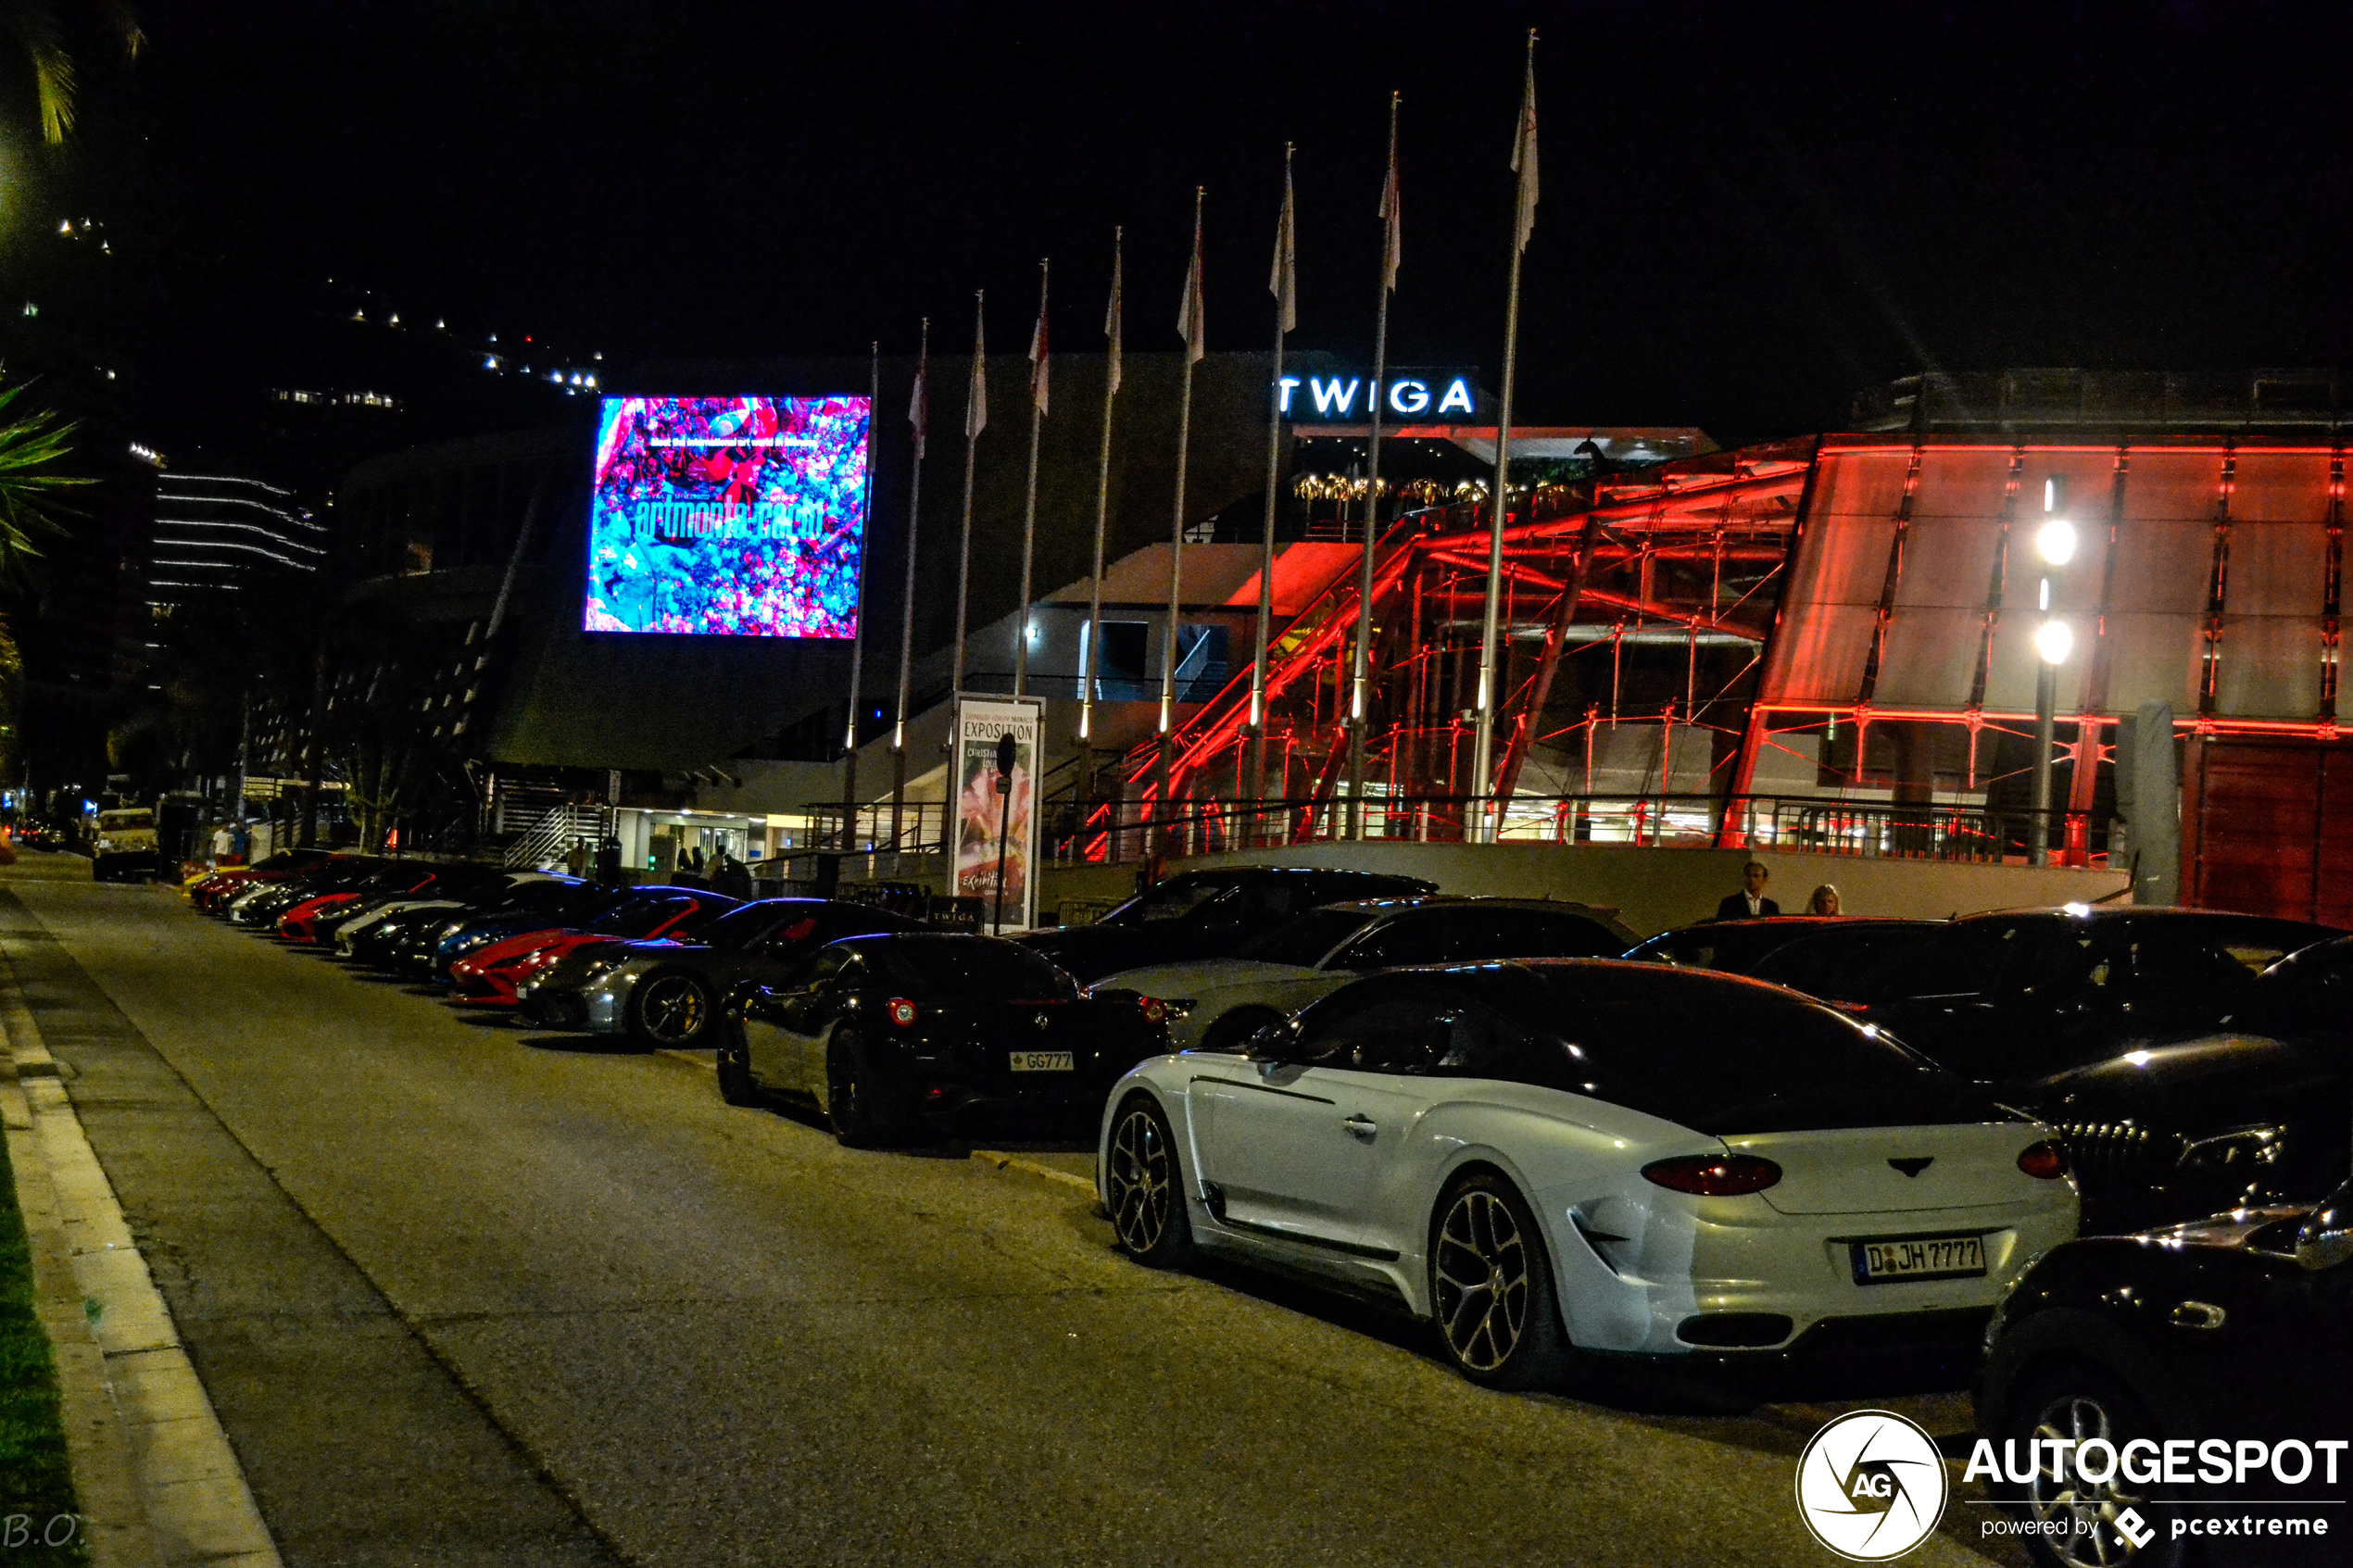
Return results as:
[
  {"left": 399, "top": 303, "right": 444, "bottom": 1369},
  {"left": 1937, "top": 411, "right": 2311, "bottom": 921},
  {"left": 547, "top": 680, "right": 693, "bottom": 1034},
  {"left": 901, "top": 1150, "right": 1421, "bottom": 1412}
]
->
[
  {"left": 825, "top": 1028, "right": 905, "bottom": 1148},
  {"left": 1106, "top": 1098, "right": 1190, "bottom": 1266},
  {"left": 1429, "top": 1173, "right": 1564, "bottom": 1389},
  {"left": 2020, "top": 1385, "right": 2162, "bottom": 1568},
  {"left": 635, "top": 972, "right": 709, "bottom": 1046}
]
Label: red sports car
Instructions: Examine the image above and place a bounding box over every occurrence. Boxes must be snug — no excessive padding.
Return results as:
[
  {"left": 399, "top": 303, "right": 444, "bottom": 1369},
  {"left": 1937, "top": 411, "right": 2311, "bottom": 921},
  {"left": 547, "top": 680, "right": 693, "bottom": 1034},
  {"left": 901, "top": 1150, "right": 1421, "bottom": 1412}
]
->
[
  {"left": 190, "top": 850, "right": 334, "bottom": 913},
  {"left": 276, "top": 864, "right": 449, "bottom": 944},
  {"left": 448, "top": 887, "right": 739, "bottom": 1006}
]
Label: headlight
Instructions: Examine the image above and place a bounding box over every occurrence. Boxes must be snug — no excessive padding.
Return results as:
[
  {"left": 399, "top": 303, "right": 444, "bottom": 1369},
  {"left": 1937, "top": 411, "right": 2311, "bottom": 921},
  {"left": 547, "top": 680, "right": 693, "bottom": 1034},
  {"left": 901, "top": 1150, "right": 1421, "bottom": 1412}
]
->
[
  {"left": 2178, "top": 1124, "right": 2286, "bottom": 1175},
  {"left": 1159, "top": 998, "right": 1196, "bottom": 1020}
]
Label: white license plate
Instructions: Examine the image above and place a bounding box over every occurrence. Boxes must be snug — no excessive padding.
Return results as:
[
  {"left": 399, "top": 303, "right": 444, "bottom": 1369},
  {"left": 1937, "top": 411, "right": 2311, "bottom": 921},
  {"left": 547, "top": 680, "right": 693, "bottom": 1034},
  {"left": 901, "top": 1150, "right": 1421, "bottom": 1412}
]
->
[
  {"left": 1008, "top": 1050, "right": 1075, "bottom": 1073},
  {"left": 1851, "top": 1234, "right": 1985, "bottom": 1285}
]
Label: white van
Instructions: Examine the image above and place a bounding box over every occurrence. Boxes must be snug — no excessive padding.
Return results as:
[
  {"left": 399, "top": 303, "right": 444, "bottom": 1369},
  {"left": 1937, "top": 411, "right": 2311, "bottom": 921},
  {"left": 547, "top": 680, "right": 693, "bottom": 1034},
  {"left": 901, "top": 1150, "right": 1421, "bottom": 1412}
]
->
[{"left": 93, "top": 808, "right": 160, "bottom": 882}]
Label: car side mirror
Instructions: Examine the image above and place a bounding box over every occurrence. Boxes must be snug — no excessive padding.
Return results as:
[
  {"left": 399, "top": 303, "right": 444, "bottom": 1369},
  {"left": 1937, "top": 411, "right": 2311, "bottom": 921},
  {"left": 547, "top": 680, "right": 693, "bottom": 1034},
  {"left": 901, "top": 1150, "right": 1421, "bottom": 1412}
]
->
[
  {"left": 1244, "top": 1019, "right": 1300, "bottom": 1062},
  {"left": 2295, "top": 1185, "right": 2353, "bottom": 1273}
]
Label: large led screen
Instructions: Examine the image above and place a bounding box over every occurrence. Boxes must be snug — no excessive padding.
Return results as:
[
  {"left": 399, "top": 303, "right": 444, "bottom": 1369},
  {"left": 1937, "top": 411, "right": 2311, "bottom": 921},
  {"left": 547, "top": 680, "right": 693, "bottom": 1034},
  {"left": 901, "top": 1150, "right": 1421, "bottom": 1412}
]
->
[{"left": 583, "top": 395, "right": 871, "bottom": 637}]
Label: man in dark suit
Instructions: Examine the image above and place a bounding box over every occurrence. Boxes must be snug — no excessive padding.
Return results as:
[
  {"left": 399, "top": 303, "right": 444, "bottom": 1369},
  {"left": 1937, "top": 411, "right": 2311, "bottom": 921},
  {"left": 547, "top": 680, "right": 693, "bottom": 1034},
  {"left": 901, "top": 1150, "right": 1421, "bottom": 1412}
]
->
[{"left": 1715, "top": 860, "right": 1780, "bottom": 922}]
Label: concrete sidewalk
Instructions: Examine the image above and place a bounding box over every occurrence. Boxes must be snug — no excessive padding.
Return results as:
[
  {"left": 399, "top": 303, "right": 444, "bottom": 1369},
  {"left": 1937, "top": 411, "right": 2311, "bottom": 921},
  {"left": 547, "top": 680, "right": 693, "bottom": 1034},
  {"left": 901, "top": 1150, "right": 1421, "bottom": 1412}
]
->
[{"left": 1, "top": 939, "right": 280, "bottom": 1568}]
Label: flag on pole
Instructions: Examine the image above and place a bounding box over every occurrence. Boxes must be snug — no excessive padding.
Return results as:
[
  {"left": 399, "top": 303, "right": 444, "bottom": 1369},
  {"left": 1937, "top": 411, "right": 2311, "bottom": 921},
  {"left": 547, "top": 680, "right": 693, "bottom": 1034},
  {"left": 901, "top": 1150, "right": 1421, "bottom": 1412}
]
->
[
  {"left": 1269, "top": 150, "right": 1297, "bottom": 334},
  {"left": 965, "top": 295, "right": 987, "bottom": 440},
  {"left": 1379, "top": 100, "right": 1403, "bottom": 293},
  {"left": 1512, "top": 36, "right": 1540, "bottom": 255},
  {"left": 1104, "top": 230, "right": 1123, "bottom": 396},
  {"left": 909, "top": 323, "right": 929, "bottom": 458},
  {"left": 1176, "top": 195, "right": 1206, "bottom": 363},
  {"left": 1028, "top": 263, "right": 1051, "bottom": 416}
]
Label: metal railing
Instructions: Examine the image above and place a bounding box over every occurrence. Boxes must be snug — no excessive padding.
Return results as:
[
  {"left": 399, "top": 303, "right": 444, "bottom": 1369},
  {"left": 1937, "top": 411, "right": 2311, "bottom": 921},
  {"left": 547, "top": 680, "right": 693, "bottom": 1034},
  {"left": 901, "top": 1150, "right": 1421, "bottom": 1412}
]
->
[{"left": 1035, "top": 791, "right": 2108, "bottom": 868}]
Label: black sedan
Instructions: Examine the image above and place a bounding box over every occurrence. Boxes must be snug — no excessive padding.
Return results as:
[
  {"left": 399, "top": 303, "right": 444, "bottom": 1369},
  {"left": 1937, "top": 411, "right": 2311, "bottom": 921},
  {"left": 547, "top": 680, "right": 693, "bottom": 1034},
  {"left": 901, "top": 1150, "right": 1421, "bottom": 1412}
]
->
[
  {"left": 716, "top": 934, "right": 1170, "bottom": 1144},
  {"left": 1976, "top": 1179, "right": 2353, "bottom": 1565},
  {"left": 1016, "top": 866, "right": 1435, "bottom": 984},
  {"left": 1623, "top": 915, "right": 1938, "bottom": 989},
  {"left": 514, "top": 897, "right": 925, "bottom": 1047}
]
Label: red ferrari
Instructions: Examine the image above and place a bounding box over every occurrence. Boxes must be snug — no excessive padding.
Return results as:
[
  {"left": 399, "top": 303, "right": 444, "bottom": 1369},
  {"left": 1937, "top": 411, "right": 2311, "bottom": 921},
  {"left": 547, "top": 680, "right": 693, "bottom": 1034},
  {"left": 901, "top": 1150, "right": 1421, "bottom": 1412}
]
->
[
  {"left": 190, "top": 850, "right": 334, "bottom": 913},
  {"left": 448, "top": 887, "right": 738, "bottom": 1006}
]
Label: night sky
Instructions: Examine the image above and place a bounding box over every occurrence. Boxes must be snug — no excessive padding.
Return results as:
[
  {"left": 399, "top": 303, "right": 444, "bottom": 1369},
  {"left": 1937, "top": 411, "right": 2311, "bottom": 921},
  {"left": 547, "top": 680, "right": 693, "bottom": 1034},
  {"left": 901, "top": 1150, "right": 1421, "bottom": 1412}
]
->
[{"left": 45, "top": 0, "right": 2353, "bottom": 447}]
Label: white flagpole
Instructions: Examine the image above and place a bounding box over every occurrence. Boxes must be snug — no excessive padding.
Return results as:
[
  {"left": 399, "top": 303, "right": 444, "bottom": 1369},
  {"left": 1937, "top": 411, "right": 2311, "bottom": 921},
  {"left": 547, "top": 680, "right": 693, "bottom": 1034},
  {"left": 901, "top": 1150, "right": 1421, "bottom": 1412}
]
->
[
  {"left": 1250, "top": 145, "right": 1296, "bottom": 822},
  {"left": 1014, "top": 259, "right": 1050, "bottom": 697},
  {"left": 1350, "top": 92, "right": 1402, "bottom": 841},
  {"left": 1159, "top": 187, "right": 1205, "bottom": 848},
  {"left": 953, "top": 291, "right": 986, "bottom": 703},
  {"left": 1079, "top": 229, "right": 1122, "bottom": 751},
  {"left": 1472, "top": 31, "right": 1537, "bottom": 844},
  {"left": 841, "top": 342, "right": 879, "bottom": 838},
  {"left": 891, "top": 319, "right": 928, "bottom": 847}
]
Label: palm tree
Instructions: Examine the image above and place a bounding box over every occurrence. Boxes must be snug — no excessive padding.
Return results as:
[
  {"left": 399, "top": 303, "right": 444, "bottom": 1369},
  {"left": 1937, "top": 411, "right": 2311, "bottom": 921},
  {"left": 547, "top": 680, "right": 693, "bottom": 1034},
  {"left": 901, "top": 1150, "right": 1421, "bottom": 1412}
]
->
[
  {"left": 0, "top": 1, "right": 142, "bottom": 144},
  {"left": 0, "top": 377, "right": 82, "bottom": 577}
]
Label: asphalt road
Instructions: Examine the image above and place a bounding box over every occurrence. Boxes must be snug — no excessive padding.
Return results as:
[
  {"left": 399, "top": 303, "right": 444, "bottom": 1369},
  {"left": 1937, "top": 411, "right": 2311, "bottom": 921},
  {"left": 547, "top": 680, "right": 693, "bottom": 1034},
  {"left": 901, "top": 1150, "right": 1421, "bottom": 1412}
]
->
[{"left": 0, "top": 855, "right": 2026, "bottom": 1568}]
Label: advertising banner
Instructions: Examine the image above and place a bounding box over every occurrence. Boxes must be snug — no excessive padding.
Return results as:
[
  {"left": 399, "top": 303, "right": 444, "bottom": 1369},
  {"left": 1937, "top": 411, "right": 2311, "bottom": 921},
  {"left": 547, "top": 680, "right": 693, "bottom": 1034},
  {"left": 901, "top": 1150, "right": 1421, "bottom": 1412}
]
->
[
  {"left": 583, "top": 394, "right": 871, "bottom": 637},
  {"left": 953, "top": 696, "right": 1042, "bottom": 934}
]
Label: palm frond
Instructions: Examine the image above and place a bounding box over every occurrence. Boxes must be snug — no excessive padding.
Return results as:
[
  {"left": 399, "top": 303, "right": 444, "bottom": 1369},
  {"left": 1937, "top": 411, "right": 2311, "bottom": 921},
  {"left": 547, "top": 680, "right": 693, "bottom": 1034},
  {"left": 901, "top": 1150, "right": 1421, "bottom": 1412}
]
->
[{"left": 0, "top": 378, "right": 90, "bottom": 579}]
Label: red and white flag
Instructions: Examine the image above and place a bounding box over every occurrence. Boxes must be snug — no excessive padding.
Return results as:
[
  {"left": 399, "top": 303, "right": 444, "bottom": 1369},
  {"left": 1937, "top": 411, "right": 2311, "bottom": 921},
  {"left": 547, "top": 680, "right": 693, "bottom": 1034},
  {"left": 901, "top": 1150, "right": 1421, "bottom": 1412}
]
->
[
  {"left": 1104, "top": 229, "right": 1123, "bottom": 396},
  {"left": 1511, "top": 36, "right": 1539, "bottom": 255},
  {"left": 965, "top": 293, "right": 987, "bottom": 441},
  {"left": 1269, "top": 152, "right": 1297, "bottom": 334},
  {"left": 1176, "top": 197, "right": 1206, "bottom": 363},
  {"left": 1379, "top": 98, "right": 1403, "bottom": 293},
  {"left": 909, "top": 320, "right": 929, "bottom": 458},
  {"left": 1028, "top": 262, "right": 1051, "bottom": 417}
]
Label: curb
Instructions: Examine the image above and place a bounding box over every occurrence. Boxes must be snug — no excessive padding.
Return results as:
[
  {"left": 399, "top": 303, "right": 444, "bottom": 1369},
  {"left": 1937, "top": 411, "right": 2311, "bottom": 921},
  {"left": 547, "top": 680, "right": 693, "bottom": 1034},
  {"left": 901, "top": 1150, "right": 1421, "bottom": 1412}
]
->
[
  {"left": 0, "top": 947, "right": 283, "bottom": 1568},
  {"left": 968, "top": 1148, "right": 1099, "bottom": 1198}
]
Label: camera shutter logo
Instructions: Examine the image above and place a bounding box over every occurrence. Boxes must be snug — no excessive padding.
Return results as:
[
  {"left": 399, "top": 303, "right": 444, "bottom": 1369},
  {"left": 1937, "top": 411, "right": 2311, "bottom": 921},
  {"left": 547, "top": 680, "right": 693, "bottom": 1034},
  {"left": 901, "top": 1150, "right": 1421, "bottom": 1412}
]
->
[{"left": 1795, "top": 1409, "right": 1951, "bottom": 1560}]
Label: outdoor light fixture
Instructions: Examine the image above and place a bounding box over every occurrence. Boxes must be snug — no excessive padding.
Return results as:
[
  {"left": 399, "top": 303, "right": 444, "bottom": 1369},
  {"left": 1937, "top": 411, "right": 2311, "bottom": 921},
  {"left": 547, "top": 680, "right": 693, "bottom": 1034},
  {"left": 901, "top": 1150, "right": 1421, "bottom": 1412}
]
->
[
  {"left": 2036, "top": 619, "right": 2073, "bottom": 665},
  {"left": 2035, "top": 519, "right": 2078, "bottom": 565}
]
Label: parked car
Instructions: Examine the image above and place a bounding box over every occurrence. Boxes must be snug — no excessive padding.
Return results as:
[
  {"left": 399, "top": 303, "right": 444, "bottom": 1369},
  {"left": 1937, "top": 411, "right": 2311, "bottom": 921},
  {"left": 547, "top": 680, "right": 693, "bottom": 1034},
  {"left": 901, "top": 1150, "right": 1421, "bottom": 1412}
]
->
[
  {"left": 447, "top": 886, "right": 739, "bottom": 1005},
  {"left": 90, "top": 807, "right": 160, "bottom": 882},
  {"left": 1099, "top": 960, "right": 2078, "bottom": 1388},
  {"left": 1739, "top": 919, "right": 1944, "bottom": 1001},
  {"left": 515, "top": 897, "right": 925, "bottom": 1047},
  {"left": 228, "top": 856, "right": 386, "bottom": 926},
  {"left": 327, "top": 869, "right": 565, "bottom": 954},
  {"left": 276, "top": 861, "right": 489, "bottom": 945},
  {"left": 190, "top": 850, "right": 333, "bottom": 913},
  {"left": 1098, "top": 897, "right": 1636, "bottom": 1054},
  {"left": 427, "top": 884, "right": 641, "bottom": 977},
  {"left": 2031, "top": 935, "right": 2353, "bottom": 1233},
  {"left": 1841, "top": 908, "right": 2340, "bottom": 1088},
  {"left": 1976, "top": 1178, "right": 2353, "bottom": 1566},
  {"left": 1016, "top": 867, "right": 1437, "bottom": 984},
  {"left": 1621, "top": 915, "right": 1928, "bottom": 978},
  {"left": 715, "top": 933, "right": 1170, "bottom": 1143},
  {"left": 346, "top": 876, "right": 591, "bottom": 969}
]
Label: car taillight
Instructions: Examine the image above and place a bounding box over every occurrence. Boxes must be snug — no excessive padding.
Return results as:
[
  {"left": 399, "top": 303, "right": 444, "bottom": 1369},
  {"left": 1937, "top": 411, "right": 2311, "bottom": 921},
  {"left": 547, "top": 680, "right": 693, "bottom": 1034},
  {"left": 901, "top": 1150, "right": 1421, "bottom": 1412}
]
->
[
  {"left": 1641, "top": 1154, "right": 1783, "bottom": 1196},
  {"left": 887, "top": 997, "right": 919, "bottom": 1028},
  {"left": 1138, "top": 997, "right": 1167, "bottom": 1025},
  {"left": 2018, "top": 1139, "right": 2069, "bottom": 1179}
]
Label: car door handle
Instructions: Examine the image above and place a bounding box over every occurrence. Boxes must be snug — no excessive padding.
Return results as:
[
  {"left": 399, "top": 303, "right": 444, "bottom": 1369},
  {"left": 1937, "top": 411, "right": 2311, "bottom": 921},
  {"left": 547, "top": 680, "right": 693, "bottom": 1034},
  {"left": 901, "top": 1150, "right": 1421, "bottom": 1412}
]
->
[{"left": 1342, "top": 1115, "right": 1378, "bottom": 1140}]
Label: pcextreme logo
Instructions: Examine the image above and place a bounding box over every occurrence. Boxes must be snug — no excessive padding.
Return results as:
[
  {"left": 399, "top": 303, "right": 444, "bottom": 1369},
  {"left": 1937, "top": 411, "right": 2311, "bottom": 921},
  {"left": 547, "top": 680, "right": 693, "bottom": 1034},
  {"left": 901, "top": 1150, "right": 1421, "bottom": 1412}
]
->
[{"left": 1795, "top": 1410, "right": 1951, "bottom": 1561}]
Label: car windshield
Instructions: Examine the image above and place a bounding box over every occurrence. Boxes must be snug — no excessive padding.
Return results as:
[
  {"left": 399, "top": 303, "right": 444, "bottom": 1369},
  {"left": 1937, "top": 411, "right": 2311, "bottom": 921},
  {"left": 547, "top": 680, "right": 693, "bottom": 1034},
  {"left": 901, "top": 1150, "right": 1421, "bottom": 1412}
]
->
[
  {"left": 586, "top": 897, "right": 701, "bottom": 938},
  {"left": 693, "top": 900, "right": 803, "bottom": 948},
  {"left": 1099, "top": 877, "right": 1238, "bottom": 926},
  {"left": 1529, "top": 967, "right": 1966, "bottom": 1134},
  {"left": 100, "top": 811, "right": 153, "bottom": 829},
  {"left": 876, "top": 938, "right": 1082, "bottom": 1000},
  {"left": 1235, "top": 909, "right": 1377, "bottom": 968}
]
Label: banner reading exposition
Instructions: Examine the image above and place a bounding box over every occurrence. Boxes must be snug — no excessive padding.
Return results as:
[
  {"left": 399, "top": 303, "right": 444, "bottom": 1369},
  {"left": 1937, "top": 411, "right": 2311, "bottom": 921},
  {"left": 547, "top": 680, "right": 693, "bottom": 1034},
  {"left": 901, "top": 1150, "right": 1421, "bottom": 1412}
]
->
[
  {"left": 583, "top": 395, "right": 871, "bottom": 637},
  {"left": 954, "top": 696, "right": 1041, "bottom": 933}
]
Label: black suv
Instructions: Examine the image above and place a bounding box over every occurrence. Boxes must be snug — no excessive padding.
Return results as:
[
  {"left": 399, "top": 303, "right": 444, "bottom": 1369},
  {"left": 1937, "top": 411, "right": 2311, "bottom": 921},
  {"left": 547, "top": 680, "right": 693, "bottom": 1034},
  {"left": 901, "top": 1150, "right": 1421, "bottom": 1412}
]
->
[
  {"left": 1977, "top": 1178, "right": 2353, "bottom": 1565},
  {"left": 1017, "top": 867, "right": 1435, "bottom": 984}
]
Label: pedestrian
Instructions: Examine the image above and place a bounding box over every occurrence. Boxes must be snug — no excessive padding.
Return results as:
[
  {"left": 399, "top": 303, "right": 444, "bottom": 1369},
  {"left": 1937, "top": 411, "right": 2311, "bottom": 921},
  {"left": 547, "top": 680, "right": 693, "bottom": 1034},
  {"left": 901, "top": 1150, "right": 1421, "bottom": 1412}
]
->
[
  {"left": 565, "top": 840, "right": 587, "bottom": 877},
  {"left": 1715, "top": 860, "right": 1780, "bottom": 922},
  {"left": 1807, "top": 883, "right": 1842, "bottom": 916}
]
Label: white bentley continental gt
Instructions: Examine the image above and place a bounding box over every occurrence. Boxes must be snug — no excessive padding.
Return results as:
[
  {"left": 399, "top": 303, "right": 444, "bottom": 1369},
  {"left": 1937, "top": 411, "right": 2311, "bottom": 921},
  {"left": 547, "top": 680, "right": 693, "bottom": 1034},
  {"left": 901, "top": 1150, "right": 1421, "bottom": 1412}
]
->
[{"left": 1097, "top": 959, "right": 2079, "bottom": 1388}]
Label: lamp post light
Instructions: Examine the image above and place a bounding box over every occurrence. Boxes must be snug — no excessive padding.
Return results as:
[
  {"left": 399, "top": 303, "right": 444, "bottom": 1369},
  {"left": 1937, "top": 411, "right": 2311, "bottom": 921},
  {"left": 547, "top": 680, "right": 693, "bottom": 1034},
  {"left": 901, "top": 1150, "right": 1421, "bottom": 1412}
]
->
[{"left": 2030, "top": 486, "right": 2076, "bottom": 867}]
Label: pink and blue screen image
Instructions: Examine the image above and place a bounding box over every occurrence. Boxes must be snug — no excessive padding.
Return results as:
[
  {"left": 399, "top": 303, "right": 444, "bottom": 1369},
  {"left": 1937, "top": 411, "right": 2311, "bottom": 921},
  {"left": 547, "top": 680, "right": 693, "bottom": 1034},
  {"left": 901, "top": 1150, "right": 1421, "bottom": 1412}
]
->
[{"left": 583, "top": 395, "right": 872, "bottom": 637}]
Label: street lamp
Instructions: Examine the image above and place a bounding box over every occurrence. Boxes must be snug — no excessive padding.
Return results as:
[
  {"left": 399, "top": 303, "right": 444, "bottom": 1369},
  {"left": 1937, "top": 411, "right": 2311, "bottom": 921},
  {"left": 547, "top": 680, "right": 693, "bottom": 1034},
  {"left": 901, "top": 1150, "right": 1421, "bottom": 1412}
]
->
[{"left": 2030, "top": 483, "right": 2073, "bottom": 866}]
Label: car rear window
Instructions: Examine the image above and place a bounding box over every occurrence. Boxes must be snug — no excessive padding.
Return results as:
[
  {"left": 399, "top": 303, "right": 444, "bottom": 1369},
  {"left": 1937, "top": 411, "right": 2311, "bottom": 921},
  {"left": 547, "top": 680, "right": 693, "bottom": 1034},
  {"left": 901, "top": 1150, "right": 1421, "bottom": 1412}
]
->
[
  {"left": 1100, "top": 877, "right": 1238, "bottom": 926},
  {"left": 1529, "top": 966, "right": 1973, "bottom": 1134},
  {"left": 875, "top": 937, "right": 1081, "bottom": 999}
]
